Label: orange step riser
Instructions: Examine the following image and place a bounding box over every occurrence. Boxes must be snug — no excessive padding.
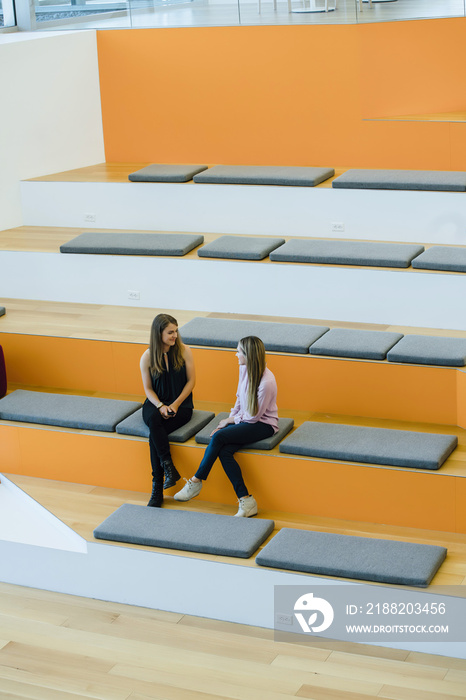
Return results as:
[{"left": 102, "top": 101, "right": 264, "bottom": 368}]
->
[
  {"left": 1, "top": 333, "right": 464, "bottom": 427},
  {"left": 1, "top": 424, "right": 464, "bottom": 533}
]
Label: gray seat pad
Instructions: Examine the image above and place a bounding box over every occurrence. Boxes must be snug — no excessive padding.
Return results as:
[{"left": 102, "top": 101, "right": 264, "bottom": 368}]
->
[
  {"left": 60, "top": 232, "right": 204, "bottom": 256},
  {"left": 412, "top": 246, "right": 466, "bottom": 273},
  {"left": 198, "top": 236, "right": 285, "bottom": 260},
  {"left": 116, "top": 407, "right": 215, "bottom": 442},
  {"left": 0, "top": 307, "right": 5, "bottom": 317},
  {"left": 128, "top": 164, "right": 208, "bottom": 182},
  {"left": 269, "top": 239, "right": 424, "bottom": 268},
  {"left": 0, "top": 389, "right": 141, "bottom": 432},
  {"left": 279, "top": 421, "right": 457, "bottom": 470},
  {"left": 179, "top": 317, "right": 329, "bottom": 354},
  {"left": 193, "top": 165, "right": 335, "bottom": 187},
  {"left": 332, "top": 169, "right": 466, "bottom": 192},
  {"left": 255, "top": 529, "right": 446, "bottom": 586},
  {"left": 94, "top": 504, "right": 275, "bottom": 558},
  {"left": 310, "top": 329, "right": 403, "bottom": 360},
  {"left": 195, "top": 413, "right": 294, "bottom": 450},
  {"left": 387, "top": 335, "right": 466, "bottom": 367}
]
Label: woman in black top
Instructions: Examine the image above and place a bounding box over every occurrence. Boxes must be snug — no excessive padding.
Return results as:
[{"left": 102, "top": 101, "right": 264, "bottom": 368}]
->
[{"left": 140, "top": 314, "right": 195, "bottom": 507}]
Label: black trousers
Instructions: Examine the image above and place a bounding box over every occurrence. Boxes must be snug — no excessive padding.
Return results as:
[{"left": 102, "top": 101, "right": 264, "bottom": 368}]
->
[{"left": 142, "top": 400, "right": 192, "bottom": 479}]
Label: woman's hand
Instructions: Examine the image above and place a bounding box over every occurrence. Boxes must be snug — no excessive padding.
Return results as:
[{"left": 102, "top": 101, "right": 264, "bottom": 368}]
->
[
  {"left": 160, "top": 404, "right": 177, "bottom": 419},
  {"left": 210, "top": 418, "right": 232, "bottom": 436},
  {"left": 159, "top": 405, "right": 170, "bottom": 419}
]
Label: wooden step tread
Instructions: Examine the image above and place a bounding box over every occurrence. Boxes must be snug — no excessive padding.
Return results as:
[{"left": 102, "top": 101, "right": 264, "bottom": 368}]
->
[
  {"left": 1, "top": 226, "right": 465, "bottom": 275},
  {"left": 5, "top": 473, "right": 466, "bottom": 587},
  {"left": 2, "top": 385, "right": 466, "bottom": 478},
  {"left": 1, "top": 298, "right": 465, "bottom": 344},
  {"left": 24, "top": 162, "right": 346, "bottom": 187}
]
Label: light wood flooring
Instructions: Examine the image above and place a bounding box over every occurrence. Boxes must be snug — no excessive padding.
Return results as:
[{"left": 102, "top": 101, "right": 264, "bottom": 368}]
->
[{"left": 1, "top": 578, "right": 466, "bottom": 700}]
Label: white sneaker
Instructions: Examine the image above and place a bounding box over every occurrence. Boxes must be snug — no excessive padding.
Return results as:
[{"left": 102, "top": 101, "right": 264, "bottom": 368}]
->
[
  {"left": 234, "top": 495, "right": 258, "bottom": 517},
  {"left": 174, "top": 478, "right": 202, "bottom": 502}
]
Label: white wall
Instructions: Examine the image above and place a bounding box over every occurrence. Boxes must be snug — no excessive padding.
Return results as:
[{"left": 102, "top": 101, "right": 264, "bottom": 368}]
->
[
  {"left": 20, "top": 180, "right": 466, "bottom": 244},
  {"left": 0, "top": 30, "right": 105, "bottom": 231},
  {"left": 1, "top": 250, "right": 466, "bottom": 330}
]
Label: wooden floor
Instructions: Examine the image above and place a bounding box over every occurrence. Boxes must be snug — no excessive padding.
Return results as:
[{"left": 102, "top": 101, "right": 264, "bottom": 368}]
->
[{"left": 1, "top": 579, "right": 466, "bottom": 700}]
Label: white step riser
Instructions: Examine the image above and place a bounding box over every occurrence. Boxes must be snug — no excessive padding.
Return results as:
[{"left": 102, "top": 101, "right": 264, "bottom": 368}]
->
[
  {"left": 21, "top": 181, "right": 466, "bottom": 245},
  {"left": 1, "top": 537, "right": 465, "bottom": 659},
  {"left": 1, "top": 250, "right": 465, "bottom": 330}
]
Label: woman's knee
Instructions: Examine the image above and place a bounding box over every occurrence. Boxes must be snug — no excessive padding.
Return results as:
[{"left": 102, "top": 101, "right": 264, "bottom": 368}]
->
[{"left": 210, "top": 430, "right": 229, "bottom": 451}]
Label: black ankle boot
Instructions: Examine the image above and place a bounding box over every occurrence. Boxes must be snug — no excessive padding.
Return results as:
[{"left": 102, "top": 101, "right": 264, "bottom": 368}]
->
[
  {"left": 147, "top": 478, "right": 163, "bottom": 507},
  {"left": 162, "top": 458, "right": 181, "bottom": 490}
]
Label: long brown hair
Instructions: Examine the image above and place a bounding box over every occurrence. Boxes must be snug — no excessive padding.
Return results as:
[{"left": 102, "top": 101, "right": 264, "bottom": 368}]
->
[
  {"left": 239, "top": 336, "right": 266, "bottom": 416},
  {"left": 149, "top": 314, "right": 185, "bottom": 377}
]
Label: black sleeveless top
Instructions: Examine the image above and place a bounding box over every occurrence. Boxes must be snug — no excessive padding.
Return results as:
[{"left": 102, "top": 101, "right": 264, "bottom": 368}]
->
[{"left": 151, "top": 352, "right": 193, "bottom": 410}]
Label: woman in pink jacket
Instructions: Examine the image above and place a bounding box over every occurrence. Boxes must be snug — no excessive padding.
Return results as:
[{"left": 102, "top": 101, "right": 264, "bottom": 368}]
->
[{"left": 175, "top": 335, "right": 278, "bottom": 517}]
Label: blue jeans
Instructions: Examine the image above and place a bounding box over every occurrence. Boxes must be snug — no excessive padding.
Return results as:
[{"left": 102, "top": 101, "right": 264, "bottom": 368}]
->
[{"left": 195, "top": 421, "right": 274, "bottom": 498}]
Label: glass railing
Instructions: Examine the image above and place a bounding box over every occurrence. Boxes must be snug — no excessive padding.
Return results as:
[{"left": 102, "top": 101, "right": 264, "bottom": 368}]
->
[
  {"left": 0, "top": 0, "right": 17, "bottom": 27},
  {"left": 24, "top": 0, "right": 466, "bottom": 29}
]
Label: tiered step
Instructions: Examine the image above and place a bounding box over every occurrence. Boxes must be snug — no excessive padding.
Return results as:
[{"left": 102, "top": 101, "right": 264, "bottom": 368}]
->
[
  {"left": 21, "top": 164, "right": 466, "bottom": 244},
  {"left": 1, "top": 300, "right": 466, "bottom": 533},
  {"left": 2, "top": 472, "right": 466, "bottom": 662},
  {"left": 7, "top": 472, "right": 466, "bottom": 587}
]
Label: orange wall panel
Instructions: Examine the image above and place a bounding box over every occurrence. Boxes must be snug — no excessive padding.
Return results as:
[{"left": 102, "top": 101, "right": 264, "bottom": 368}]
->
[
  {"left": 0, "top": 424, "right": 22, "bottom": 473},
  {"left": 6, "top": 426, "right": 152, "bottom": 492},
  {"left": 359, "top": 19, "right": 466, "bottom": 118},
  {"left": 1, "top": 334, "right": 459, "bottom": 426},
  {"left": 192, "top": 348, "right": 458, "bottom": 425},
  {"left": 97, "top": 25, "right": 362, "bottom": 166},
  {"left": 240, "top": 453, "right": 457, "bottom": 532},
  {"left": 457, "top": 370, "right": 466, "bottom": 430},
  {"left": 455, "top": 475, "right": 466, "bottom": 533},
  {"left": 97, "top": 19, "right": 466, "bottom": 170},
  {"left": 0, "top": 333, "right": 145, "bottom": 397},
  {"left": 2, "top": 424, "right": 461, "bottom": 532}
]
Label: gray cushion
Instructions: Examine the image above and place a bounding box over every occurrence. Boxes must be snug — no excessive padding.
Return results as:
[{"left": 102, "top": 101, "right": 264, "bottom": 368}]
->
[
  {"left": 93, "top": 503, "right": 275, "bottom": 558},
  {"left": 0, "top": 307, "right": 5, "bottom": 317},
  {"left": 279, "top": 421, "right": 457, "bottom": 470},
  {"left": 387, "top": 335, "right": 466, "bottom": 367},
  {"left": 255, "top": 529, "right": 446, "bottom": 586},
  {"left": 269, "top": 239, "right": 424, "bottom": 268},
  {"left": 198, "top": 236, "right": 286, "bottom": 261},
  {"left": 60, "top": 232, "right": 204, "bottom": 257},
  {"left": 195, "top": 413, "right": 294, "bottom": 450},
  {"left": 128, "top": 164, "right": 208, "bottom": 182},
  {"left": 116, "top": 407, "right": 215, "bottom": 442},
  {"left": 332, "top": 169, "right": 466, "bottom": 192},
  {"left": 0, "top": 389, "right": 141, "bottom": 432},
  {"left": 193, "top": 165, "right": 335, "bottom": 187},
  {"left": 411, "top": 246, "right": 466, "bottom": 273},
  {"left": 180, "top": 317, "right": 329, "bottom": 354},
  {"left": 310, "top": 329, "right": 403, "bottom": 360}
]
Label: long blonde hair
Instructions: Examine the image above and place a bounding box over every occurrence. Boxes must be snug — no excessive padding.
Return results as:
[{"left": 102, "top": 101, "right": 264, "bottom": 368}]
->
[
  {"left": 149, "top": 314, "right": 185, "bottom": 377},
  {"left": 239, "top": 336, "right": 266, "bottom": 416}
]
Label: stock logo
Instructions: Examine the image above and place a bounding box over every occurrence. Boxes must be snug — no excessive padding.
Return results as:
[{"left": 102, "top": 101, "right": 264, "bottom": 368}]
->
[{"left": 294, "top": 592, "right": 334, "bottom": 633}]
